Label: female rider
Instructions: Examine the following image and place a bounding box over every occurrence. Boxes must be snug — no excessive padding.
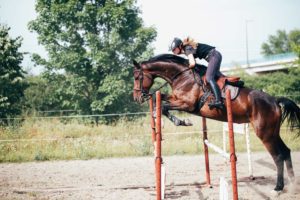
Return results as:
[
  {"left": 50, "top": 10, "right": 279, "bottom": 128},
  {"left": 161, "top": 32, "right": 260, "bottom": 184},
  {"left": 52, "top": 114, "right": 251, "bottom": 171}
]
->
[{"left": 169, "top": 37, "right": 223, "bottom": 110}]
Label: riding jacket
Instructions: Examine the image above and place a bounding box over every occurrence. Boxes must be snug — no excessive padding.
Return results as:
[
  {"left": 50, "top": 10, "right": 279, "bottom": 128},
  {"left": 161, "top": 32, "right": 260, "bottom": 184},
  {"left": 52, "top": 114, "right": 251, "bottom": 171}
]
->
[{"left": 183, "top": 43, "right": 215, "bottom": 60}]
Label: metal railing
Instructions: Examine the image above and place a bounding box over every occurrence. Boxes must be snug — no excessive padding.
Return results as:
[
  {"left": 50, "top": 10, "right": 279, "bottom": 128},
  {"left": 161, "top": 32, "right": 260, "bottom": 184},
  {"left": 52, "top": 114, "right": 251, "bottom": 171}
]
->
[{"left": 222, "top": 52, "right": 298, "bottom": 68}]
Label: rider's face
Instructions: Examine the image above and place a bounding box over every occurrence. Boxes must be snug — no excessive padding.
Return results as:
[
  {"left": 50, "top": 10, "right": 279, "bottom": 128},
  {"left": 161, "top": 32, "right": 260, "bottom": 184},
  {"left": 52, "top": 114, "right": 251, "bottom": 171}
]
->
[{"left": 172, "top": 47, "right": 181, "bottom": 55}]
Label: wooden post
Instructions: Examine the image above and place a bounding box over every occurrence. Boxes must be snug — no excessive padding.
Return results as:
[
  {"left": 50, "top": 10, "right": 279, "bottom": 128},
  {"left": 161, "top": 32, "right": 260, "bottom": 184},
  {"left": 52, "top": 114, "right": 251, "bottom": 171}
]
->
[
  {"left": 202, "top": 117, "right": 211, "bottom": 187},
  {"left": 155, "top": 91, "right": 162, "bottom": 200},
  {"left": 225, "top": 90, "right": 238, "bottom": 200}
]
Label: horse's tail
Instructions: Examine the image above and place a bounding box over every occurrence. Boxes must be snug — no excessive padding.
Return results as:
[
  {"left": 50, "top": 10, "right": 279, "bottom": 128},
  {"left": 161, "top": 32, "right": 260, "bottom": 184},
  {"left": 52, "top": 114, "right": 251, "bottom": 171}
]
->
[{"left": 277, "top": 97, "right": 300, "bottom": 137}]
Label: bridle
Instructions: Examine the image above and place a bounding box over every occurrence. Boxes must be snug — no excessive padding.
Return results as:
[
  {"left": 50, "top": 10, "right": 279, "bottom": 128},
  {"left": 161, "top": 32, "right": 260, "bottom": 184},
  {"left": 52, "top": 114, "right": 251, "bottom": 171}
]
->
[
  {"left": 133, "top": 66, "right": 191, "bottom": 103},
  {"left": 133, "top": 68, "right": 152, "bottom": 101}
]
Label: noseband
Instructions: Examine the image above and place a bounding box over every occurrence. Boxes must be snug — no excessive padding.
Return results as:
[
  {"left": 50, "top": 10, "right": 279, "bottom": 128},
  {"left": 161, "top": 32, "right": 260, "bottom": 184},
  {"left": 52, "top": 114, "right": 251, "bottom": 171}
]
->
[{"left": 133, "top": 69, "right": 152, "bottom": 100}]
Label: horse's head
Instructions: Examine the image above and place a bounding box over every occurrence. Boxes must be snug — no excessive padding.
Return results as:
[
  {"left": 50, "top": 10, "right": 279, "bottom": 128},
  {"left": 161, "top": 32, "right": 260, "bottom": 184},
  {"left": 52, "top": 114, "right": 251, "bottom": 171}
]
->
[
  {"left": 133, "top": 54, "right": 190, "bottom": 104},
  {"left": 133, "top": 60, "right": 154, "bottom": 104}
]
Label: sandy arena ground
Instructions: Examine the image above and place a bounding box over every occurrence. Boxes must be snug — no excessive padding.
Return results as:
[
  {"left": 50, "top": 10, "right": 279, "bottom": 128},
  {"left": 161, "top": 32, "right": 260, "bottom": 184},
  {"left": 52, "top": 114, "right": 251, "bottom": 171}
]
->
[{"left": 0, "top": 152, "right": 300, "bottom": 200}]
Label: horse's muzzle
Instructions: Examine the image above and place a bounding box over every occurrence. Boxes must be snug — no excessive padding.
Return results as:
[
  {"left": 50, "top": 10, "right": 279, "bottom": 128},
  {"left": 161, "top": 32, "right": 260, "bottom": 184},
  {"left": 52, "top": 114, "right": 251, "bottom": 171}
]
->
[
  {"left": 133, "top": 92, "right": 150, "bottom": 104},
  {"left": 134, "top": 95, "right": 144, "bottom": 104}
]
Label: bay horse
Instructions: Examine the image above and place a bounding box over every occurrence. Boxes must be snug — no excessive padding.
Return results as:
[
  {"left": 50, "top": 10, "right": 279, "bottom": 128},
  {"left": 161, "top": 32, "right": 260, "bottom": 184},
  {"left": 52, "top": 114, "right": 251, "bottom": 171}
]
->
[{"left": 132, "top": 54, "right": 300, "bottom": 193}]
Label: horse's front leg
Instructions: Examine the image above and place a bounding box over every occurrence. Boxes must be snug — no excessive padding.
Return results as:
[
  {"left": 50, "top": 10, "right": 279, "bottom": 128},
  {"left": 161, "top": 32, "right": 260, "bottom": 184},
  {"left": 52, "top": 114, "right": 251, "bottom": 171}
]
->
[
  {"left": 162, "top": 104, "right": 193, "bottom": 126},
  {"left": 153, "top": 93, "right": 193, "bottom": 126}
]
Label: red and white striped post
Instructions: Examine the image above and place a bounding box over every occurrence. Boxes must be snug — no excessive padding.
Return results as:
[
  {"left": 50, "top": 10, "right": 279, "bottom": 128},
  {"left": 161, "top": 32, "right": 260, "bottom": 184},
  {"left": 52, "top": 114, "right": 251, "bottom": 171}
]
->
[
  {"left": 149, "top": 91, "right": 163, "bottom": 200},
  {"left": 225, "top": 89, "right": 238, "bottom": 200},
  {"left": 202, "top": 89, "right": 238, "bottom": 200}
]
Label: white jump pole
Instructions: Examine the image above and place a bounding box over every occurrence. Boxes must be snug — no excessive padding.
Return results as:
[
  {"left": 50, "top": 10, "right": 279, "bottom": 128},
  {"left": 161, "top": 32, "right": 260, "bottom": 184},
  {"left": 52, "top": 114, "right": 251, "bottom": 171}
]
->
[
  {"left": 161, "top": 164, "right": 166, "bottom": 199},
  {"left": 219, "top": 176, "right": 229, "bottom": 200},
  {"left": 245, "top": 123, "right": 253, "bottom": 179},
  {"left": 223, "top": 122, "right": 254, "bottom": 179}
]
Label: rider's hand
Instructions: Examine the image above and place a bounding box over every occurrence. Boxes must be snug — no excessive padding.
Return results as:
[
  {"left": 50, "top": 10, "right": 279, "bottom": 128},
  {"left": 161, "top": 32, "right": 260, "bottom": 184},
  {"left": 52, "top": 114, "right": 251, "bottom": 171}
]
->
[{"left": 188, "top": 54, "right": 196, "bottom": 69}]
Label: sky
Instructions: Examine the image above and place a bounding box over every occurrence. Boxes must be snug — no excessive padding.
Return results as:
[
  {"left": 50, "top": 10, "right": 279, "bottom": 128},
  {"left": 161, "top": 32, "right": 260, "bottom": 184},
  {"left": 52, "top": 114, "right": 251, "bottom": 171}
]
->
[{"left": 1, "top": 0, "right": 300, "bottom": 74}]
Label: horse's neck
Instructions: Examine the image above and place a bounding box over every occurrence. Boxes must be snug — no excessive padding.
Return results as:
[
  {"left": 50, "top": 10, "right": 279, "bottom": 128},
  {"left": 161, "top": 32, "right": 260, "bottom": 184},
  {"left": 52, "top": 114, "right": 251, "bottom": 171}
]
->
[{"left": 144, "top": 63, "right": 184, "bottom": 84}]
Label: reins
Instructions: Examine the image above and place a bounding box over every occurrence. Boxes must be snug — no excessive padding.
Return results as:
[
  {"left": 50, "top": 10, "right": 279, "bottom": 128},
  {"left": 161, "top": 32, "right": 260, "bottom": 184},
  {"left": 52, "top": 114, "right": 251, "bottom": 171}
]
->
[
  {"left": 137, "top": 67, "right": 191, "bottom": 103},
  {"left": 149, "top": 68, "right": 191, "bottom": 95}
]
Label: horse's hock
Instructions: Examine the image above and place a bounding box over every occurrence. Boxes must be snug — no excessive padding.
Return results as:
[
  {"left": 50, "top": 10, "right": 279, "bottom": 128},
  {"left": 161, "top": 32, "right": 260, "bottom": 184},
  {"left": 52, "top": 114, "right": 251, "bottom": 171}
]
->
[{"left": 148, "top": 90, "right": 240, "bottom": 200}]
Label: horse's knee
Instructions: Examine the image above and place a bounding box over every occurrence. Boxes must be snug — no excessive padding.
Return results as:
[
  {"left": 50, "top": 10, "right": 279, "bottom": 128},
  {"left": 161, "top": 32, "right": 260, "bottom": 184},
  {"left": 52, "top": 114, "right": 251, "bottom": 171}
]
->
[{"left": 162, "top": 106, "right": 169, "bottom": 114}]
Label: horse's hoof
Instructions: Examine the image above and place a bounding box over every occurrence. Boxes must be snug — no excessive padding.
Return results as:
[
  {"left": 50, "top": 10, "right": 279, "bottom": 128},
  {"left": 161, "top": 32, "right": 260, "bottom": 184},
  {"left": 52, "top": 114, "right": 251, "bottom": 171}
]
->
[
  {"left": 174, "top": 119, "right": 181, "bottom": 126},
  {"left": 270, "top": 189, "right": 282, "bottom": 197},
  {"left": 287, "top": 181, "right": 299, "bottom": 194},
  {"left": 183, "top": 119, "right": 193, "bottom": 126}
]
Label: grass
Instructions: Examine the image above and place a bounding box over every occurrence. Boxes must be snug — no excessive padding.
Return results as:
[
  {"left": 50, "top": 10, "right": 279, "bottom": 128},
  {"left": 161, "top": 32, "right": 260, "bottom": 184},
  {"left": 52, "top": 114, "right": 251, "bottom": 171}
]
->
[{"left": 0, "top": 113, "right": 300, "bottom": 162}]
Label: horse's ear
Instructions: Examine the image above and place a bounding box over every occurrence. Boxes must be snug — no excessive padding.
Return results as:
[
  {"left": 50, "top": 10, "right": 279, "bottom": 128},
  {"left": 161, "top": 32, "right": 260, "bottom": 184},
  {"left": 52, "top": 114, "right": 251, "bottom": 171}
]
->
[{"left": 132, "top": 59, "right": 140, "bottom": 69}]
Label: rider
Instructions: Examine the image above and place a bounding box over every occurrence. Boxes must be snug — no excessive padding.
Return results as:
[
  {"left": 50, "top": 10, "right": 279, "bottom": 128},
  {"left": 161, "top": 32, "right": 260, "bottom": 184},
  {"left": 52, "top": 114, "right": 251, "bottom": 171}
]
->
[{"left": 169, "top": 36, "right": 223, "bottom": 110}]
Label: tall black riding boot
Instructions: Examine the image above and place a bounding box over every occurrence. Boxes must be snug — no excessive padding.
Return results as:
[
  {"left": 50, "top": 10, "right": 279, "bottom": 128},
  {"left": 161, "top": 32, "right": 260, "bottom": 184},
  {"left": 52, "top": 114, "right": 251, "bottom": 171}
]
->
[{"left": 208, "top": 80, "right": 224, "bottom": 110}]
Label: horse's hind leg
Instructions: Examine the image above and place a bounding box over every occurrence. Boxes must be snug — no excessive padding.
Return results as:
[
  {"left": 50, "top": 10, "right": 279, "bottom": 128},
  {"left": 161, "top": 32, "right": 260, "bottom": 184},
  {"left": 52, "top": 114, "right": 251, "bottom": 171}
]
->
[
  {"left": 278, "top": 138, "right": 295, "bottom": 183},
  {"left": 258, "top": 133, "right": 285, "bottom": 191},
  {"left": 272, "top": 137, "right": 295, "bottom": 191},
  {"left": 256, "top": 128, "right": 294, "bottom": 191},
  {"left": 252, "top": 115, "right": 284, "bottom": 191},
  {"left": 285, "top": 156, "right": 295, "bottom": 183}
]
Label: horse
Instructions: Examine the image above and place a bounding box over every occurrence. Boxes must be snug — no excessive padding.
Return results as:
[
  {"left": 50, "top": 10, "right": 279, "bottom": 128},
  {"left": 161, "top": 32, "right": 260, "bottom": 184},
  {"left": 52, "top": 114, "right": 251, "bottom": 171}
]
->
[{"left": 132, "top": 53, "right": 300, "bottom": 193}]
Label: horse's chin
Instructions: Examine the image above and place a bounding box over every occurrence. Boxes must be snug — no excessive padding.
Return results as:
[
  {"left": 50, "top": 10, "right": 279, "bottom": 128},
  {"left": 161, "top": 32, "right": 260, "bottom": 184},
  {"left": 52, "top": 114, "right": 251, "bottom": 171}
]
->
[{"left": 138, "top": 96, "right": 145, "bottom": 104}]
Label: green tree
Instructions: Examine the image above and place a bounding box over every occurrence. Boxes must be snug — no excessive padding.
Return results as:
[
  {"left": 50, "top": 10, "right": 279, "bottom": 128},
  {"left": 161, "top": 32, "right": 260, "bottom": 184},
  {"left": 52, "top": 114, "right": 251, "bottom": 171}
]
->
[
  {"left": 261, "top": 29, "right": 300, "bottom": 56},
  {"left": 287, "top": 29, "right": 300, "bottom": 61},
  {"left": 0, "top": 25, "right": 28, "bottom": 123},
  {"left": 28, "top": 0, "right": 156, "bottom": 117},
  {"left": 24, "top": 75, "right": 66, "bottom": 113},
  {"left": 241, "top": 28, "right": 300, "bottom": 103},
  {"left": 241, "top": 67, "right": 300, "bottom": 103}
]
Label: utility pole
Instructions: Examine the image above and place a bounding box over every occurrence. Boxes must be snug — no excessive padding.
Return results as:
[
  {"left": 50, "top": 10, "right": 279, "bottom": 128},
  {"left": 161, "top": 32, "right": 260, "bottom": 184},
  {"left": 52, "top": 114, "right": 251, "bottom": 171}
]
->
[{"left": 245, "top": 20, "right": 253, "bottom": 67}]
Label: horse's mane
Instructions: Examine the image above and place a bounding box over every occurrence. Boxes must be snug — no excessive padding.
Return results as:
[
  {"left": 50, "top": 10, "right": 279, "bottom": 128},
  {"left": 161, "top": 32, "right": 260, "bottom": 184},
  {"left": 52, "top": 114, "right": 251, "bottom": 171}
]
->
[{"left": 144, "top": 54, "right": 189, "bottom": 66}]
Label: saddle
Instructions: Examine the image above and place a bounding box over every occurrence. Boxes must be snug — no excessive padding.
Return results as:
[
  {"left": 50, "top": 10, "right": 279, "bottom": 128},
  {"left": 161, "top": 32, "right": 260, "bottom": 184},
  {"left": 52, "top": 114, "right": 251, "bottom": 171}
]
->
[
  {"left": 194, "top": 64, "right": 244, "bottom": 91},
  {"left": 206, "top": 75, "right": 244, "bottom": 90},
  {"left": 194, "top": 64, "right": 244, "bottom": 110}
]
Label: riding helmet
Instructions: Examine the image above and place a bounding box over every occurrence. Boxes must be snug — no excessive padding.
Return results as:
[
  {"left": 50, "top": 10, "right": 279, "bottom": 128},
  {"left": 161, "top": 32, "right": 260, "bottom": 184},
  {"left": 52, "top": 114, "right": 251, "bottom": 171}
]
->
[{"left": 169, "top": 37, "right": 182, "bottom": 51}]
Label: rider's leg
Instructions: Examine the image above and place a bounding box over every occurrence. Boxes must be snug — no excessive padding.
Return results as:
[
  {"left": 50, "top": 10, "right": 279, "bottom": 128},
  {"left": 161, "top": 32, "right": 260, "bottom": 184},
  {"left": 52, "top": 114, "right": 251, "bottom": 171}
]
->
[
  {"left": 206, "top": 49, "right": 224, "bottom": 109},
  {"left": 208, "top": 80, "right": 223, "bottom": 109}
]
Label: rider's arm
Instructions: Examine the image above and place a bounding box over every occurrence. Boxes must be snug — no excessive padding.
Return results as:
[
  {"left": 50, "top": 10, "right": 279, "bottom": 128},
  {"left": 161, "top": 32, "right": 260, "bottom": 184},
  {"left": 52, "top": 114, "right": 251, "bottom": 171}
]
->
[
  {"left": 187, "top": 54, "right": 196, "bottom": 69},
  {"left": 184, "top": 45, "right": 196, "bottom": 69}
]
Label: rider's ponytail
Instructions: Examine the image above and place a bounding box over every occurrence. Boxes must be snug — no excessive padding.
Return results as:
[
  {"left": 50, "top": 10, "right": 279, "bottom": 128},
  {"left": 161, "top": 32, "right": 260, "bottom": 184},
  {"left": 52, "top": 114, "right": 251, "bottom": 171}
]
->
[{"left": 183, "top": 36, "right": 197, "bottom": 49}]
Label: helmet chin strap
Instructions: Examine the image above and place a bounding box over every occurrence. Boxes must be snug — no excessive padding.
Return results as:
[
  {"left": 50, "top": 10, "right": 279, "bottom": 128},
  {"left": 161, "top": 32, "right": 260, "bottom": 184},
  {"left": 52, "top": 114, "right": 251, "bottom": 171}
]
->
[{"left": 178, "top": 46, "right": 183, "bottom": 54}]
